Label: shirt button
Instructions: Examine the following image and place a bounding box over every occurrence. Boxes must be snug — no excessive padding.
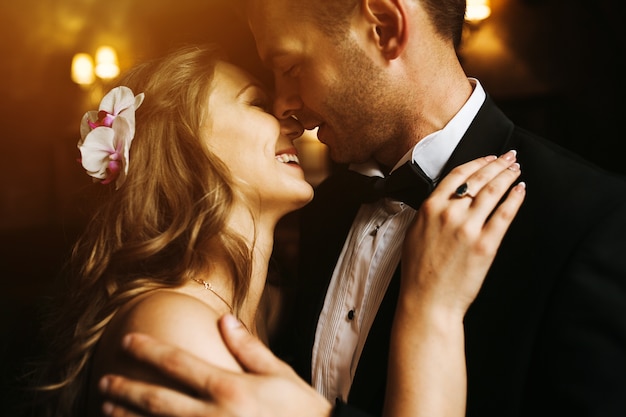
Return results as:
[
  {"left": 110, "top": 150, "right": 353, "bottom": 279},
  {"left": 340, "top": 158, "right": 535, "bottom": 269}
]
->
[{"left": 347, "top": 309, "right": 355, "bottom": 320}]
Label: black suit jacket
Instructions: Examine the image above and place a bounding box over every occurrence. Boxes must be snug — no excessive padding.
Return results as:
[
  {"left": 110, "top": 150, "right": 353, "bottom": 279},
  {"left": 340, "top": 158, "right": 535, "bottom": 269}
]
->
[{"left": 280, "top": 97, "right": 626, "bottom": 417}]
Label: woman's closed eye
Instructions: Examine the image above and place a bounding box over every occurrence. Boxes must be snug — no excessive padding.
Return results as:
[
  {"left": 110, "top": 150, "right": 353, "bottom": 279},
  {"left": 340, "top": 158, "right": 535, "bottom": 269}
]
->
[{"left": 249, "top": 97, "right": 271, "bottom": 113}]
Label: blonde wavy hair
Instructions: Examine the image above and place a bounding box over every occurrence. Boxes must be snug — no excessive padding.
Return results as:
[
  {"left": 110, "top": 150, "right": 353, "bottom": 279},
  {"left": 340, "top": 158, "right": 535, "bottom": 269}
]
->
[{"left": 29, "top": 45, "right": 253, "bottom": 416}]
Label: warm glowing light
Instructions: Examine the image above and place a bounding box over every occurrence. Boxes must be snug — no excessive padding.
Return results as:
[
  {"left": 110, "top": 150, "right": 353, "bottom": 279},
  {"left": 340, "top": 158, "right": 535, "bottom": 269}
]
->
[
  {"left": 466, "top": 0, "right": 491, "bottom": 23},
  {"left": 71, "top": 53, "right": 96, "bottom": 85},
  {"left": 295, "top": 128, "right": 329, "bottom": 187},
  {"left": 94, "top": 46, "right": 120, "bottom": 80},
  {"left": 71, "top": 46, "right": 121, "bottom": 86}
]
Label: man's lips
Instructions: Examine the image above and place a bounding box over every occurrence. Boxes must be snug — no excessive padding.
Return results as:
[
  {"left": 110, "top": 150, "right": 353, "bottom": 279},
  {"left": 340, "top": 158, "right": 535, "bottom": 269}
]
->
[{"left": 302, "top": 122, "right": 323, "bottom": 131}]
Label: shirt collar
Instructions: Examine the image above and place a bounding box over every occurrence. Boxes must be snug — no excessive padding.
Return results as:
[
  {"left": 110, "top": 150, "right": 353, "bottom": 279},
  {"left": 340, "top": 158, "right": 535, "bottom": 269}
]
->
[{"left": 350, "top": 78, "right": 486, "bottom": 181}]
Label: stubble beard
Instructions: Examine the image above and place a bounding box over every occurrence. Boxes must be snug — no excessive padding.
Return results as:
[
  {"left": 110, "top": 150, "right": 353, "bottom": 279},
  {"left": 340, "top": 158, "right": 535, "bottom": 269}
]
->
[{"left": 323, "top": 37, "right": 405, "bottom": 166}]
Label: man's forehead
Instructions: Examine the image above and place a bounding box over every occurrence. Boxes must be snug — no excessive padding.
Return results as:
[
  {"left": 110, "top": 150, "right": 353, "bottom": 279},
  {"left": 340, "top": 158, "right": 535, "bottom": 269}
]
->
[
  {"left": 246, "top": 0, "right": 310, "bottom": 33},
  {"left": 255, "top": 38, "right": 306, "bottom": 71},
  {"left": 247, "top": 1, "right": 310, "bottom": 65}
]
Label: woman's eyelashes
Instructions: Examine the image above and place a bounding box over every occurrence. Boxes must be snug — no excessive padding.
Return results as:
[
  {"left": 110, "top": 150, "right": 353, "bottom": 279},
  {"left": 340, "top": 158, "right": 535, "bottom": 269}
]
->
[
  {"left": 244, "top": 87, "right": 272, "bottom": 113},
  {"left": 250, "top": 98, "right": 271, "bottom": 112}
]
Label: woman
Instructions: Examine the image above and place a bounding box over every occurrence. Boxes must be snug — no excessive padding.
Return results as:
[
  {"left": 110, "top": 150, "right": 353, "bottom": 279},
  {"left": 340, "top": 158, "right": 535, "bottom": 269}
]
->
[{"left": 31, "top": 45, "right": 524, "bottom": 417}]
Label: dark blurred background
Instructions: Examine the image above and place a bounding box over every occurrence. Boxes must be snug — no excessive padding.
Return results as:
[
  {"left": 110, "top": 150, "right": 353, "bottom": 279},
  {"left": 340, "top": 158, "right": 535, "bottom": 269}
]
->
[{"left": 1, "top": 0, "right": 624, "bottom": 414}]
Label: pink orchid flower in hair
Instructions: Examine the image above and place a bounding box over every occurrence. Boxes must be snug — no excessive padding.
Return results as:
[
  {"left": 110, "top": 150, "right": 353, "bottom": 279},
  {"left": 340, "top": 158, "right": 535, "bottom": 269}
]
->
[{"left": 78, "top": 86, "right": 145, "bottom": 189}]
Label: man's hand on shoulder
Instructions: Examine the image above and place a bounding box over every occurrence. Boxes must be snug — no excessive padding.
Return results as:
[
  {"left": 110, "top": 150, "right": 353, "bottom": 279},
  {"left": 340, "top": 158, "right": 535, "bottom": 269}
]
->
[{"left": 99, "top": 314, "right": 333, "bottom": 417}]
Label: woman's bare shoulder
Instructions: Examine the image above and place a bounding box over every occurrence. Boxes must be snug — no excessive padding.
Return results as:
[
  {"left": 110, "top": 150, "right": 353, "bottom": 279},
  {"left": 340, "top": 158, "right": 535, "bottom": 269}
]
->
[
  {"left": 96, "top": 289, "right": 242, "bottom": 377},
  {"left": 87, "top": 290, "right": 241, "bottom": 414}
]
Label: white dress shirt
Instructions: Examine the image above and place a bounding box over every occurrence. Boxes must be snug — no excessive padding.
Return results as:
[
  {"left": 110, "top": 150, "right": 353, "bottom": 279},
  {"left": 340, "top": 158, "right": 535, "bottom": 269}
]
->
[{"left": 311, "top": 79, "right": 486, "bottom": 402}]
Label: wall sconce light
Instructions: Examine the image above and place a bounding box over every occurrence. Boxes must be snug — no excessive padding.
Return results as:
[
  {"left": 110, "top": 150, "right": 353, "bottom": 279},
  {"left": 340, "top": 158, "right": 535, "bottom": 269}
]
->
[
  {"left": 466, "top": 0, "right": 491, "bottom": 24},
  {"left": 71, "top": 46, "right": 120, "bottom": 87}
]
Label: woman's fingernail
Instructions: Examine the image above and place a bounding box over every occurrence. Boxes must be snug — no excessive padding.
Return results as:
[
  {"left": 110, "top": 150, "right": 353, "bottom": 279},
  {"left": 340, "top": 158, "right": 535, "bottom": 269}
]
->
[
  {"left": 122, "top": 334, "right": 133, "bottom": 348},
  {"left": 500, "top": 150, "right": 517, "bottom": 161},
  {"left": 515, "top": 181, "right": 526, "bottom": 192},
  {"left": 223, "top": 314, "right": 243, "bottom": 330},
  {"left": 98, "top": 376, "right": 109, "bottom": 392},
  {"left": 508, "top": 162, "right": 521, "bottom": 172},
  {"left": 102, "top": 401, "right": 113, "bottom": 415},
  {"left": 484, "top": 155, "right": 497, "bottom": 162}
]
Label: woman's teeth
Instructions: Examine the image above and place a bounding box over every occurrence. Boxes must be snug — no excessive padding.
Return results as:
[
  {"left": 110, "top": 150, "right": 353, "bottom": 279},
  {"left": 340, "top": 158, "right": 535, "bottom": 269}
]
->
[{"left": 275, "top": 154, "right": 300, "bottom": 164}]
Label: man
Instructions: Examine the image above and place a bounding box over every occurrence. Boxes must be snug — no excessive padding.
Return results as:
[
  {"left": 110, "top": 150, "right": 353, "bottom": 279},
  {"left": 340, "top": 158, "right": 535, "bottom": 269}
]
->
[{"left": 99, "top": 1, "right": 626, "bottom": 416}]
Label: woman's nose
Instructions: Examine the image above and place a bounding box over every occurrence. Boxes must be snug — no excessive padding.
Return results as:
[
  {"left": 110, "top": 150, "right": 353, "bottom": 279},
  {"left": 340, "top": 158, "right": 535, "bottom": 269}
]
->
[{"left": 280, "top": 116, "right": 304, "bottom": 140}]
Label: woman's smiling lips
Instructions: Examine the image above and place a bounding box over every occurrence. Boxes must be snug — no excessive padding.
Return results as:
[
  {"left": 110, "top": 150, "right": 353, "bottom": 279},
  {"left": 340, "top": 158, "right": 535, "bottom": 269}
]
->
[{"left": 275, "top": 148, "right": 301, "bottom": 165}]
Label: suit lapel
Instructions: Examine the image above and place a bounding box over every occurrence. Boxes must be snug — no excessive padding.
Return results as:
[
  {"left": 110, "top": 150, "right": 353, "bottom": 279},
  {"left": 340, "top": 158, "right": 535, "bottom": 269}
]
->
[
  {"left": 348, "top": 96, "right": 517, "bottom": 408},
  {"left": 441, "top": 95, "right": 516, "bottom": 179},
  {"left": 295, "top": 96, "right": 518, "bottom": 405}
]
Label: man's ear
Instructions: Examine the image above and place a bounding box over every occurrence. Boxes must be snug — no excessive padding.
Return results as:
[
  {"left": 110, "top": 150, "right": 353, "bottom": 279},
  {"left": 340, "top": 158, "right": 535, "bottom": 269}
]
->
[{"left": 362, "top": 0, "right": 407, "bottom": 59}]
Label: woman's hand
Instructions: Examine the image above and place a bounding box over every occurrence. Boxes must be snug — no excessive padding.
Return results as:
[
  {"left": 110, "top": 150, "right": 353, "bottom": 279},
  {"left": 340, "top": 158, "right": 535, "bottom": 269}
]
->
[
  {"left": 401, "top": 150, "right": 525, "bottom": 315},
  {"left": 384, "top": 151, "right": 525, "bottom": 417}
]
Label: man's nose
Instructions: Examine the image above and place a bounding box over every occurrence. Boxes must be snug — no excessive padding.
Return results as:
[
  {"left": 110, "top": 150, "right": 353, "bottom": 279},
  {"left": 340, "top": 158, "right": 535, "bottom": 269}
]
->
[
  {"left": 280, "top": 116, "right": 304, "bottom": 140},
  {"left": 273, "top": 79, "right": 303, "bottom": 119}
]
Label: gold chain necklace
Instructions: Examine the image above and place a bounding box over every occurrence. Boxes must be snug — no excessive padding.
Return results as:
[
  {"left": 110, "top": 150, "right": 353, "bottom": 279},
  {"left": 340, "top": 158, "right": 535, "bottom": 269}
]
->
[
  {"left": 190, "top": 278, "right": 252, "bottom": 334},
  {"left": 191, "top": 278, "right": 233, "bottom": 312}
]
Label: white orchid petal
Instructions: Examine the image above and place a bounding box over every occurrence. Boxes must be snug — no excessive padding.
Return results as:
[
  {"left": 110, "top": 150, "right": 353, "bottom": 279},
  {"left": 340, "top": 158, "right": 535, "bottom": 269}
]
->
[
  {"left": 133, "top": 92, "right": 145, "bottom": 110},
  {"left": 116, "top": 112, "right": 136, "bottom": 139},
  {"left": 99, "top": 86, "right": 139, "bottom": 115},
  {"left": 98, "top": 88, "right": 119, "bottom": 113},
  {"left": 111, "top": 117, "right": 133, "bottom": 176},
  {"left": 79, "top": 110, "right": 100, "bottom": 142},
  {"left": 116, "top": 93, "right": 143, "bottom": 132},
  {"left": 114, "top": 122, "right": 133, "bottom": 188},
  {"left": 77, "top": 86, "right": 144, "bottom": 187},
  {"left": 79, "top": 113, "right": 91, "bottom": 142},
  {"left": 79, "top": 128, "right": 116, "bottom": 178}
]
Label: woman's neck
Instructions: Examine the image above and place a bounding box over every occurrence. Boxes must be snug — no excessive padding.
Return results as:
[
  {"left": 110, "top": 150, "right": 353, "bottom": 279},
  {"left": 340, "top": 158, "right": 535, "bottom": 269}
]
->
[
  {"left": 214, "top": 208, "right": 277, "bottom": 335},
  {"left": 239, "top": 221, "right": 276, "bottom": 335}
]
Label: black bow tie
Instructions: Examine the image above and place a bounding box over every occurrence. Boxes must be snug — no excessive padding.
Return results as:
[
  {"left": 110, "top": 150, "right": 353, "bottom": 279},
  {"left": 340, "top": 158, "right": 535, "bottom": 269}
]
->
[{"left": 339, "top": 161, "right": 434, "bottom": 210}]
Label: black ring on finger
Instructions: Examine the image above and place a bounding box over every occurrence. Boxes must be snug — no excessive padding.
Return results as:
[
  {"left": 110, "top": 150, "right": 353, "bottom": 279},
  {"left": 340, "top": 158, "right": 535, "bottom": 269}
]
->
[{"left": 453, "top": 182, "right": 474, "bottom": 199}]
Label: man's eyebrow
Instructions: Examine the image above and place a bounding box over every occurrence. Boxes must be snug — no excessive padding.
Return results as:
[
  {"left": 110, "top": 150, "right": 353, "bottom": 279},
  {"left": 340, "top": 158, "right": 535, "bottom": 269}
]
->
[{"left": 261, "top": 50, "right": 290, "bottom": 69}]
